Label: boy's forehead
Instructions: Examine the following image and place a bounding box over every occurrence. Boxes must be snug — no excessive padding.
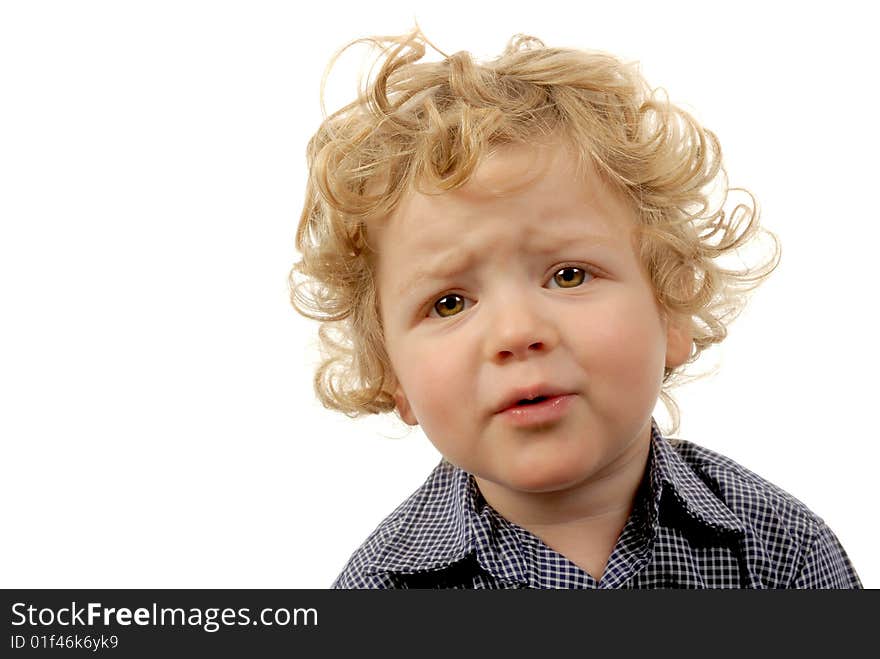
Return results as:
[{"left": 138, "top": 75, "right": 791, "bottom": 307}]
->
[
  {"left": 373, "top": 140, "right": 628, "bottom": 244},
  {"left": 415, "top": 139, "right": 582, "bottom": 203},
  {"left": 374, "top": 144, "right": 530, "bottom": 224},
  {"left": 445, "top": 140, "right": 562, "bottom": 200}
]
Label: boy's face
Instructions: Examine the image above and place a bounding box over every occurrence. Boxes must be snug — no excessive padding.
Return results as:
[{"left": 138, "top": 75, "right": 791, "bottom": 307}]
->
[{"left": 371, "top": 140, "right": 691, "bottom": 496}]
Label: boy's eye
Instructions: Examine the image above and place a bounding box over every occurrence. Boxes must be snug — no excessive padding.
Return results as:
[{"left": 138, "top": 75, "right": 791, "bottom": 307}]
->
[
  {"left": 548, "top": 266, "right": 588, "bottom": 289},
  {"left": 432, "top": 294, "right": 466, "bottom": 318}
]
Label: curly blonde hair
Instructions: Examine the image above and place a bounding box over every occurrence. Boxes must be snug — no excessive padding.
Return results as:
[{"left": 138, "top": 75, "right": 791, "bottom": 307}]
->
[{"left": 289, "top": 24, "right": 781, "bottom": 437}]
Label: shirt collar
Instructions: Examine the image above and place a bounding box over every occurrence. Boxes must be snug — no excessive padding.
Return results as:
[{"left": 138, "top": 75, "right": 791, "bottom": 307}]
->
[
  {"left": 647, "top": 419, "right": 746, "bottom": 538},
  {"left": 365, "top": 459, "right": 475, "bottom": 574},
  {"left": 366, "top": 417, "right": 744, "bottom": 577}
]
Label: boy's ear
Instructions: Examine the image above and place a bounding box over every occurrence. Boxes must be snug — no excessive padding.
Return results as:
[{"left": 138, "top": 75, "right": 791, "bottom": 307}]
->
[
  {"left": 392, "top": 385, "right": 419, "bottom": 426},
  {"left": 664, "top": 312, "right": 693, "bottom": 369}
]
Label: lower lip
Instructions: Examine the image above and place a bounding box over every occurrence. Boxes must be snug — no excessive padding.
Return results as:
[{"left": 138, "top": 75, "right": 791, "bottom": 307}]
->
[{"left": 497, "top": 394, "right": 576, "bottom": 427}]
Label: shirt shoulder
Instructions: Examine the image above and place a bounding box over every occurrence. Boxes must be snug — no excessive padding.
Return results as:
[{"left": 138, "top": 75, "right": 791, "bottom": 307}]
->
[
  {"left": 331, "top": 459, "right": 473, "bottom": 589},
  {"left": 667, "top": 438, "right": 861, "bottom": 588},
  {"left": 670, "top": 439, "right": 817, "bottom": 534}
]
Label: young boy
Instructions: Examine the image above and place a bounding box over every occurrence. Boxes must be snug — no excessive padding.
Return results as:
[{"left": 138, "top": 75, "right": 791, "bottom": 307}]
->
[{"left": 290, "top": 26, "right": 862, "bottom": 588}]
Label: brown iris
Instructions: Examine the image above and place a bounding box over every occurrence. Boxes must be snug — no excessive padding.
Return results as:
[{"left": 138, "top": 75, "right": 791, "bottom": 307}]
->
[
  {"left": 434, "top": 294, "right": 464, "bottom": 318},
  {"left": 553, "top": 267, "right": 585, "bottom": 288}
]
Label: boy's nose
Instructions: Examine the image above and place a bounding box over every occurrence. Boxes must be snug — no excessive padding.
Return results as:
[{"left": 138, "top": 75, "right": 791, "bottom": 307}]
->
[{"left": 483, "top": 298, "right": 559, "bottom": 363}]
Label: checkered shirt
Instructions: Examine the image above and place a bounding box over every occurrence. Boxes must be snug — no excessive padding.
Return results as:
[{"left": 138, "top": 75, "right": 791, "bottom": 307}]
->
[{"left": 332, "top": 418, "right": 862, "bottom": 588}]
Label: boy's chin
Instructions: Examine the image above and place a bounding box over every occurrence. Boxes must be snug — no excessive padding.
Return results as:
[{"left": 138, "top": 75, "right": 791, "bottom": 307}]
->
[{"left": 482, "top": 462, "right": 595, "bottom": 495}]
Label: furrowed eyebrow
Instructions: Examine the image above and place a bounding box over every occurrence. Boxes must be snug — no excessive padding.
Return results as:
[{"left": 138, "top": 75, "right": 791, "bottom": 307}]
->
[
  {"left": 399, "top": 256, "right": 475, "bottom": 299},
  {"left": 396, "top": 233, "right": 618, "bottom": 299}
]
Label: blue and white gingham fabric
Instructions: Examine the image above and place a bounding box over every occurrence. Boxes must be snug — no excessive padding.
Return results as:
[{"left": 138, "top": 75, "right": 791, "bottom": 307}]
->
[{"left": 332, "top": 418, "right": 862, "bottom": 588}]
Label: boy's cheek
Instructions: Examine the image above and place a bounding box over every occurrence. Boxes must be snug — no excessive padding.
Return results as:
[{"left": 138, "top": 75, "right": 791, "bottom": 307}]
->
[
  {"left": 603, "top": 327, "right": 668, "bottom": 398},
  {"left": 395, "top": 345, "right": 472, "bottom": 420},
  {"left": 412, "top": 359, "right": 462, "bottom": 405}
]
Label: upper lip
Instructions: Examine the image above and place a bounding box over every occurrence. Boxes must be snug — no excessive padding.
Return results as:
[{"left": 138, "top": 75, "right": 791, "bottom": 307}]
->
[{"left": 494, "top": 384, "right": 573, "bottom": 414}]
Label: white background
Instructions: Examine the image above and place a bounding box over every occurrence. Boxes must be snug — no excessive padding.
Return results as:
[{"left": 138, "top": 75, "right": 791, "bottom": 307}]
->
[{"left": 1, "top": 0, "right": 876, "bottom": 589}]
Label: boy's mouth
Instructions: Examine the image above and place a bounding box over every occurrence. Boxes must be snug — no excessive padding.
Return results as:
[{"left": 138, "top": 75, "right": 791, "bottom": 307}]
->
[
  {"left": 495, "top": 384, "right": 573, "bottom": 414},
  {"left": 516, "top": 396, "right": 548, "bottom": 406}
]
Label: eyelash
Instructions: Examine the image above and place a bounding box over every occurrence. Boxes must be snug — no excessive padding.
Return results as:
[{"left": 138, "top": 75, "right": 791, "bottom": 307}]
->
[{"left": 425, "top": 263, "right": 599, "bottom": 319}]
